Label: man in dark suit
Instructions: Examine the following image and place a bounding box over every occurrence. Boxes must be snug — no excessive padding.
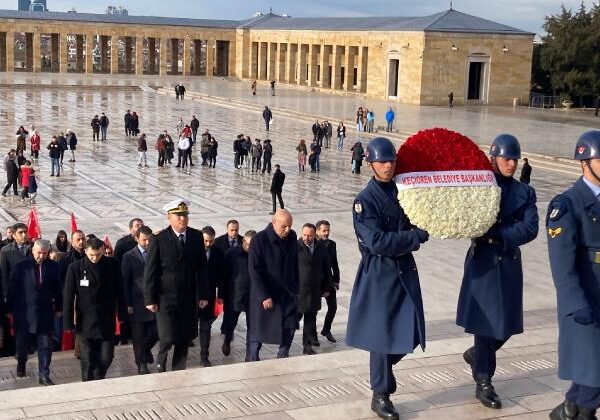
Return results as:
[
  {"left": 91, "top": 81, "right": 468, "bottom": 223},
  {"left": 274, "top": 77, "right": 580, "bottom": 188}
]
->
[
  {"left": 114, "top": 218, "right": 144, "bottom": 345},
  {"left": 214, "top": 220, "right": 243, "bottom": 253},
  {"left": 297, "top": 223, "right": 332, "bottom": 355},
  {"left": 0, "top": 226, "right": 14, "bottom": 248},
  {"left": 63, "top": 237, "right": 121, "bottom": 381},
  {"left": 56, "top": 229, "right": 86, "bottom": 351},
  {"left": 248, "top": 209, "right": 299, "bottom": 361},
  {"left": 2, "top": 149, "right": 19, "bottom": 197},
  {"left": 7, "top": 239, "right": 62, "bottom": 385},
  {"left": 198, "top": 226, "right": 225, "bottom": 367},
  {"left": 269, "top": 164, "right": 285, "bottom": 215},
  {"left": 114, "top": 218, "right": 144, "bottom": 263},
  {"left": 0, "top": 222, "right": 30, "bottom": 357},
  {"left": 144, "top": 199, "right": 209, "bottom": 372},
  {"left": 519, "top": 157, "right": 532, "bottom": 184},
  {"left": 221, "top": 230, "right": 255, "bottom": 358},
  {"left": 316, "top": 220, "right": 340, "bottom": 343},
  {"left": 0, "top": 222, "right": 30, "bottom": 300},
  {"left": 121, "top": 225, "right": 157, "bottom": 375}
]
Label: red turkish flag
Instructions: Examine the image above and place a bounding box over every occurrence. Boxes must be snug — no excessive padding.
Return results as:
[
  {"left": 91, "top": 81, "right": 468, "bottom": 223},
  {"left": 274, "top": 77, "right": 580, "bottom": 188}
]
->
[
  {"left": 27, "top": 207, "right": 42, "bottom": 240},
  {"left": 70, "top": 212, "right": 78, "bottom": 234},
  {"left": 102, "top": 234, "right": 113, "bottom": 253}
]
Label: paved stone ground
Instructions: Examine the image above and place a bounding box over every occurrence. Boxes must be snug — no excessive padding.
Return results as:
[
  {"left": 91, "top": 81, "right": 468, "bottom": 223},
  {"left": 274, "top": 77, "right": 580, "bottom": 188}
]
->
[{"left": 0, "top": 73, "right": 589, "bottom": 419}]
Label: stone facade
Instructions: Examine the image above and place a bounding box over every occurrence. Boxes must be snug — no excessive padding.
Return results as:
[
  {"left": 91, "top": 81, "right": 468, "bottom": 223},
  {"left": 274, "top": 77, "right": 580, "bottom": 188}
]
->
[{"left": 0, "top": 10, "right": 534, "bottom": 105}]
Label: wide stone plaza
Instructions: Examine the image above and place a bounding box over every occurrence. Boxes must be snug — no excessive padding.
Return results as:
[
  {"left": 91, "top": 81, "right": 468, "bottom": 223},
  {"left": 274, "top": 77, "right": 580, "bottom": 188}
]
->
[{"left": 0, "top": 72, "right": 598, "bottom": 419}]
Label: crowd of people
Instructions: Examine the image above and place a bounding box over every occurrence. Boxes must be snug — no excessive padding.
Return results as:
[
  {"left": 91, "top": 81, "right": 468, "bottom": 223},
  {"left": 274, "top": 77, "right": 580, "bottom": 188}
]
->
[{"left": 0, "top": 202, "right": 341, "bottom": 385}]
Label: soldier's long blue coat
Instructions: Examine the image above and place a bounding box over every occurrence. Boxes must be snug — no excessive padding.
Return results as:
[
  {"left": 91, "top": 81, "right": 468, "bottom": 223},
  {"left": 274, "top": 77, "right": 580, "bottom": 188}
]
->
[
  {"left": 547, "top": 177, "right": 600, "bottom": 387},
  {"left": 346, "top": 178, "right": 426, "bottom": 355},
  {"left": 456, "top": 174, "right": 538, "bottom": 340}
]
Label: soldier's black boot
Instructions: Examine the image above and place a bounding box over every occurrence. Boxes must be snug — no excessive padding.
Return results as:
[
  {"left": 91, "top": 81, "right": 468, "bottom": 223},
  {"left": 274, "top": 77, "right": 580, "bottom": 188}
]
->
[
  {"left": 576, "top": 407, "right": 597, "bottom": 420},
  {"left": 549, "top": 399, "right": 578, "bottom": 420},
  {"left": 476, "top": 381, "right": 502, "bottom": 409},
  {"left": 371, "top": 393, "right": 399, "bottom": 420},
  {"left": 463, "top": 347, "right": 474, "bottom": 366}
]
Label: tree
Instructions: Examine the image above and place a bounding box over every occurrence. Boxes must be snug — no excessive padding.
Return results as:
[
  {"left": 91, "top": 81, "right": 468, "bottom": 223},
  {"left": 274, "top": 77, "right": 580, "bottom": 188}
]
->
[{"left": 540, "top": 3, "right": 600, "bottom": 107}]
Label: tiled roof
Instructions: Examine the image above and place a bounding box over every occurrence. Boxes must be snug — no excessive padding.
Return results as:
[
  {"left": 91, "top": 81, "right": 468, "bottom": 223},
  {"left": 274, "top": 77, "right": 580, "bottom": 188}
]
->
[{"left": 0, "top": 9, "right": 533, "bottom": 35}]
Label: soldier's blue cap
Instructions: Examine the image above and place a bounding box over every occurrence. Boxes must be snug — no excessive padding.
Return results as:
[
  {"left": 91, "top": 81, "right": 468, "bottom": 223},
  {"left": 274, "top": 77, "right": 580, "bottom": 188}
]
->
[
  {"left": 365, "top": 137, "right": 396, "bottom": 163},
  {"left": 489, "top": 134, "right": 521, "bottom": 159},
  {"left": 574, "top": 130, "right": 600, "bottom": 160}
]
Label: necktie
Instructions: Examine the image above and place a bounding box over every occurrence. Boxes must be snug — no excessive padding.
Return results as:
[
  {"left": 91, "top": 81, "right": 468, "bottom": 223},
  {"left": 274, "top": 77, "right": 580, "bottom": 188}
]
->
[
  {"left": 230, "top": 239, "right": 236, "bottom": 248},
  {"left": 19, "top": 245, "right": 26, "bottom": 257},
  {"left": 142, "top": 250, "right": 147, "bottom": 261},
  {"left": 178, "top": 234, "right": 185, "bottom": 247}
]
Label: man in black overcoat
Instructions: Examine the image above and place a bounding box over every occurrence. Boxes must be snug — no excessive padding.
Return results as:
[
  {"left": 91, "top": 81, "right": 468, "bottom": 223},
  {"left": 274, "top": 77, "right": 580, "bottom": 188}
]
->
[
  {"left": 220, "top": 230, "right": 256, "bottom": 358},
  {"left": 114, "top": 217, "right": 144, "bottom": 345},
  {"left": 198, "top": 226, "right": 225, "bottom": 367},
  {"left": 63, "top": 237, "right": 120, "bottom": 381},
  {"left": 297, "top": 223, "right": 332, "bottom": 355},
  {"left": 214, "top": 219, "right": 243, "bottom": 253},
  {"left": 121, "top": 226, "right": 157, "bottom": 375},
  {"left": 248, "top": 209, "right": 299, "bottom": 361},
  {"left": 143, "top": 199, "right": 209, "bottom": 372},
  {"left": 7, "top": 239, "right": 62, "bottom": 385}
]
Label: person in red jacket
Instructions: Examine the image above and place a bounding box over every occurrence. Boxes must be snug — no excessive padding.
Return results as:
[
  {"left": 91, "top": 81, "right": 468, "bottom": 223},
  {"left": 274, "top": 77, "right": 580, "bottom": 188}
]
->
[{"left": 29, "top": 130, "right": 41, "bottom": 161}]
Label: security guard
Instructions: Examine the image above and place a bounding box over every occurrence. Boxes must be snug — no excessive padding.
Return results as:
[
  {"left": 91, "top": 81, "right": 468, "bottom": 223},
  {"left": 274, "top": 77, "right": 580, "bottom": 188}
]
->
[
  {"left": 346, "top": 137, "right": 429, "bottom": 420},
  {"left": 457, "top": 134, "right": 539, "bottom": 409},
  {"left": 547, "top": 131, "right": 600, "bottom": 420}
]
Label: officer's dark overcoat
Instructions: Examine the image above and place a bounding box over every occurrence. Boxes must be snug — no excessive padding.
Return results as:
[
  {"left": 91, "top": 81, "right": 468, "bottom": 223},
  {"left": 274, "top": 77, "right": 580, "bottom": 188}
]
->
[
  {"left": 144, "top": 227, "right": 208, "bottom": 344},
  {"left": 346, "top": 178, "right": 426, "bottom": 354},
  {"left": 457, "top": 175, "right": 538, "bottom": 340},
  {"left": 547, "top": 177, "right": 600, "bottom": 387}
]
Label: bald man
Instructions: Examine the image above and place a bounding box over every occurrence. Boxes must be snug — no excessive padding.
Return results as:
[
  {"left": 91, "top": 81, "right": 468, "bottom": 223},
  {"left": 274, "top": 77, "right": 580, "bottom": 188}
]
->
[{"left": 248, "top": 210, "right": 299, "bottom": 361}]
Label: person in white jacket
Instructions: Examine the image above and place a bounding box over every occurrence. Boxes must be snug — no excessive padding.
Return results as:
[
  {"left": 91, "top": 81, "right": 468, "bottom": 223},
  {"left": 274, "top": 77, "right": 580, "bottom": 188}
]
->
[{"left": 176, "top": 136, "right": 190, "bottom": 169}]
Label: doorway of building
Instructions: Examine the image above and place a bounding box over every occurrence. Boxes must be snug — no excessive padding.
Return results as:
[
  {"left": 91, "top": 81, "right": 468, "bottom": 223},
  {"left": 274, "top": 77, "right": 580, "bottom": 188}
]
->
[
  {"left": 387, "top": 58, "right": 399, "bottom": 98},
  {"left": 467, "top": 62, "right": 483, "bottom": 100}
]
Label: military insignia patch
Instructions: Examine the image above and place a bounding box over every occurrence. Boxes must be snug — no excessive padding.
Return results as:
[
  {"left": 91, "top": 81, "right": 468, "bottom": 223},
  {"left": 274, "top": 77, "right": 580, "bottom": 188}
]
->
[
  {"left": 549, "top": 208, "right": 560, "bottom": 220},
  {"left": 354, "top": 202, "right": 363, "bottom": 214},
  {"left": 578, "top": 146, "right": 586, "bottom": 155},
  {"left": 548, "top": 227, "right": 563, "bottom": 238}
]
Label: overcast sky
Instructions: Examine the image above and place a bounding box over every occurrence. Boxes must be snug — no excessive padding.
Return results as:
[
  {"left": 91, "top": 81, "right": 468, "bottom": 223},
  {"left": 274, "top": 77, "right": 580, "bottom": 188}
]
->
[{"left": 0, "top": 0, "right": 595, "bottom": 34}]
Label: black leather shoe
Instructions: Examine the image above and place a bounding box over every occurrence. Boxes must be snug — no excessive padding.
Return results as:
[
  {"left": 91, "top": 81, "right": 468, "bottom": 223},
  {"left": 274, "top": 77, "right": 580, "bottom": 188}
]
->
[
  {"left": 16, "top": 362, "right": 26, "bottom": 378},
  {"left": 549, "top": 400, "right": 578, "bottom": 420},
  {"left": 463, "top": 347, "right": 474, "bottom": 366},
  {"left": 576, "top": 407, "right": 597, "bottom": 420},
  {"left": 303, "top": 345, "right": 316, "bottom": 355},
  {"left": 371, "top": 393, "right": 399, "bottom": 420},
  {"left": 222, "top": 340, "right": 231, "bottom": 356},
  {"left": 200, "top": 359, "right": 212, "bottom": 367},
  {"left": 476, "top": 381, "right": 502, "bottom": 409},
  {"left": 156, "top": 364, "right": 165, "bottom": 373},
  {"left": 39, "top": 376, "right": 55, "bottom": 386},
  {"left": 138, "top": 364, "right": 150, "bottom": 375},
  {"left": 321, "top": 331, "right": 337, "bottom": 343}
]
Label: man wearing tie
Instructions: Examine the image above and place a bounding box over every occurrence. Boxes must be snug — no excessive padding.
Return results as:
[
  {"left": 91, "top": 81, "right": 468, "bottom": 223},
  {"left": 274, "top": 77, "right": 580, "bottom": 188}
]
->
[
  {"left": 121, "top": 225, "right": 157, "bottom": 375},
  {"left": 198, "top": 226, "right": 225, "bottom": 367},
  {"left": 214, "top": 220, "right": 243, "bottom": 253},
  {"left": 7, "top": 239, "right": 62, "bottom": 385},
  {"left": 144, "top": 199, "right": 209, "bottom": 372},
  {"left": 0, "top": 222, "right": 31, "bottom": 356},
  {"left": 297, "top": 223, "right": 332, "bottom": 355}
]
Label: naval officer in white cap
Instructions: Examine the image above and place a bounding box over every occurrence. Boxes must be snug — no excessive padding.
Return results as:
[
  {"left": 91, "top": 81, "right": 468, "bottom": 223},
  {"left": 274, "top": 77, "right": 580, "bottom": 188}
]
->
[{"left": 143, "top": 198, "right": 209, "bottom": 372}]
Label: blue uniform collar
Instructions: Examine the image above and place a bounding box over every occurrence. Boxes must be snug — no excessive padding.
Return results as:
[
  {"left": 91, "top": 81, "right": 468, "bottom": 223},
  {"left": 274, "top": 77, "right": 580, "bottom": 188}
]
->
[{"left": 582, "top": 176, "right": 600, "bottom": 201}]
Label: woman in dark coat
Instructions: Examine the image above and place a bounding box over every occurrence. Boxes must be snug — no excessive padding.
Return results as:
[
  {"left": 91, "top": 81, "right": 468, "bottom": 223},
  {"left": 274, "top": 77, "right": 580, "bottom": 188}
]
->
[
  {"left": 351, "top": 141, "right": 364, "bottom": 174},
  {"left": 54, "top": 230, "right": 70, "bottom": 253}
]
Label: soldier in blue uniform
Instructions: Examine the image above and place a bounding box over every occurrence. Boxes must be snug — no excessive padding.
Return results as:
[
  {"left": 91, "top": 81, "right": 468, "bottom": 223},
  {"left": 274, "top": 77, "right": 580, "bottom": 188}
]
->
[
  {"left": 547, "top": 131, "right": 600, "bottom": 420},
  {"left": 346, "top": 137, "right": 429, "bottom": 420},
  {"left": 457, "top": 134, "right": 539, "bottom": 409}
]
